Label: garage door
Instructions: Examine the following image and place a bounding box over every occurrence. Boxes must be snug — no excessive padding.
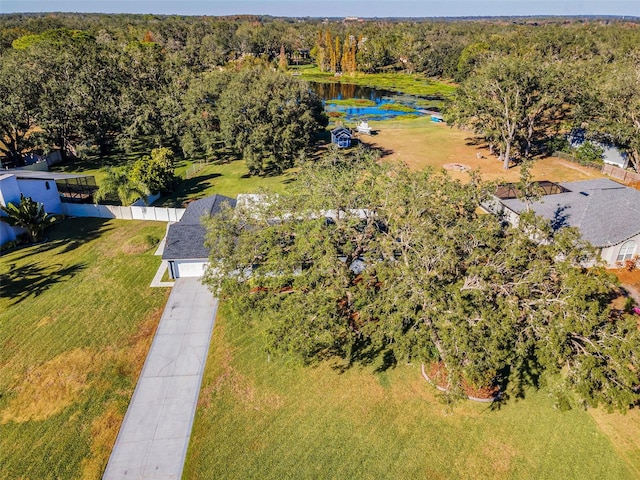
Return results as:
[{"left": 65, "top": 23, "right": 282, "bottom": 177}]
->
[{"left": 174, "top": 260, "right": 208, "bottom": 278}]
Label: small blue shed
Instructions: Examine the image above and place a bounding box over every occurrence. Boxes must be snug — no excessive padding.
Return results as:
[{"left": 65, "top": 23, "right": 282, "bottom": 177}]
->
[{"left": 331, "top": 126, "right": 352, "bottom": 148}]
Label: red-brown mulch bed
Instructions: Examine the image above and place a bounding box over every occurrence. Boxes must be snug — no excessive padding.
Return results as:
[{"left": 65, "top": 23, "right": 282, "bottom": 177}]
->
[{"left": 422, "top": 362, "right": 501, "bottom": 402}]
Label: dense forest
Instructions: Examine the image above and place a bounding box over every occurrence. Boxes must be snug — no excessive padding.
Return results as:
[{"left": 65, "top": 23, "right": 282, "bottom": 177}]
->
[{"left": 0, "top": 13, "right": 639, "bottom": 172}]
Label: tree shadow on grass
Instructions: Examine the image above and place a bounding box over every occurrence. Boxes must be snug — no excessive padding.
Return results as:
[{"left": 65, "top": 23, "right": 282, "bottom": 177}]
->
[
  {"left": 157, "top": 173, "right": 222, "bottom": 208},
  {"left": 373, "top": 349, "right": 397, "bottom": 373},
  {"left": 465, "top": 136, "right": 486, "bottom": 146},
  {"left": 54, "top": 217, "right": 113, "bottom": 254},
  {"left": 4, "top": 218, "right": 113, "bottom": 261},
  {"left": 0, "top": 261, "right": 86, "bottom": 306},
  {"left": 369, "top": 145, "right": 395, "bottom": 159},
  {"left": 282, "top": 177, "right": 297, "bottom": 185}
]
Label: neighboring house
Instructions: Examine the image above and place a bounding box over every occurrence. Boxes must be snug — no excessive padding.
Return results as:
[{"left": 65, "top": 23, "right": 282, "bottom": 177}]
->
[
  {"left": 486, "top": 178, "right": 640, "bottom": 267},
  {"left": 331, "top": 126, "right": 352, "bottom": 148},
  {"left": 568, "top": 130, "right": 629, "bottom": 169},
  {"left": 162, "top": 194, "right": 236, "bottom": 279},
  {"left": 0, "top": 172, "right": 64, "bottom": 246},
  {"left": 2, "top": 169, "right": 97, "bottom": 204},
  {"left": 0, "top": 173, "right": 63, "bottom": 215}
]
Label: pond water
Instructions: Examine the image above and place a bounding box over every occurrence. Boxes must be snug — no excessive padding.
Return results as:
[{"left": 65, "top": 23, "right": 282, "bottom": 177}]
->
[{"left": 310, "top": 82, "right": 442, "bottom": 122}]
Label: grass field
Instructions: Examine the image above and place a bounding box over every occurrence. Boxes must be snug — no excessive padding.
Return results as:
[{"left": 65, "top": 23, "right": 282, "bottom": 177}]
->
[
  {"left": 51, "top": 114, "right": 601, "bottom": 208},
  {"left": 358, "top": 117, "right": 604, "bottom": 184},
  {"left": 0, "top": 218, "right": 169, "bottom": 479},
  {"left": 184, "top": 310, "right": 640, "bottom": 479},
  {"left": 153, "top": 160, "right": 296, "bottom": 207},
  {"left": 52, "top": 144, "right": 295, "bottom": 207}
]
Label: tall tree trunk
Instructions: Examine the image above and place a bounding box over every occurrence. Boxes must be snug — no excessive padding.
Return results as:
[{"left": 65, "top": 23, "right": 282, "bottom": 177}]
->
[{"left": 503, "top": 141, "right": 511, "bottom": 170}]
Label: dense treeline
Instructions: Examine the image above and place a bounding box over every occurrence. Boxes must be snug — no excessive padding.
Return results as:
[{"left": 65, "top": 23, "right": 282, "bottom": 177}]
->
[
  {"left": 2, "top": 13, "right": 638, "bottom": 76},
  {"left": 0, "top": 13, "right": 639, "bottom": 172}
]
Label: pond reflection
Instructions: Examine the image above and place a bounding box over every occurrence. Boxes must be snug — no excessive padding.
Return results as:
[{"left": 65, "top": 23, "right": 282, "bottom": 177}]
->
[{"left": 309, "top": 81, "right": 441, "bottom": 121}]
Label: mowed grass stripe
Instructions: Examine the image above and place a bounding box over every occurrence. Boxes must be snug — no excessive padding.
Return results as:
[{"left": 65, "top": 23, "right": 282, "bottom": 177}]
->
[
  {"left": 184, "top": 310, "right": 636, "bottom": 480},
  {"left": 0, "top": 218, "right": 169, "bottom": 479}
]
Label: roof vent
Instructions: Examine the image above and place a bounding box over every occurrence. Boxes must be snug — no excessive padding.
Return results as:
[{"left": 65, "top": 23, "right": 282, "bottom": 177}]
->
[{"left": 579, "top": 191, "right": 589, "bottom": 196}]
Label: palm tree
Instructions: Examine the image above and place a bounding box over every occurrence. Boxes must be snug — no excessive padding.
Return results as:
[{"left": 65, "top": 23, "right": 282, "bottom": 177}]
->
[
  {"left": 0, "top": 194, "right": 57, "bottom": 243},
  {"left": 93, "top": 166, "right": 149, "bottom": 206}
]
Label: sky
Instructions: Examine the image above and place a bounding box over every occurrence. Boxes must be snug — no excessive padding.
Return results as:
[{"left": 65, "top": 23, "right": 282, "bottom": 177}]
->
[{"left": 2, "top": 1, "right": 639, "bottom": 18}]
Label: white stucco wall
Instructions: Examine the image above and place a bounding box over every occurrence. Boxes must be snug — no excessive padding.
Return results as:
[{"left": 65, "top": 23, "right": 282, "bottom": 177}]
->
[
  {"left": 15, "top": 179, "right": 62, "bottom": 214},
  {"left": 0, "top": 174, "right": 21, "bottom": 208},
  {"left": 0, "top": 221, "right": 17, "bottom": 245},
  {"left": 601, "top": 145, "right": 629, "bottom": 169},
  {"left": 601, "top": 233, "right": 640, "bottom": 267}
]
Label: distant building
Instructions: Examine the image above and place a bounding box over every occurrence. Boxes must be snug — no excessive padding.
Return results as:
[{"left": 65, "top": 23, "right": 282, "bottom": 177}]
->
[
  {"left": 485, "top": 178, "right": 640, "bottom": 266},
  {"left": 568, "top": 130, "right": 629, "bottom": 169},
  {"left": 356, "top": 121, "right": 372, "bottom": 135},
  {"left": 331, "top": 126, "right": 352, "bottom": 148}
]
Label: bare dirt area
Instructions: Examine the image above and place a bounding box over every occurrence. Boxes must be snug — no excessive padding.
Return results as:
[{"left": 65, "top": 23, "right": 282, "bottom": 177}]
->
[
  {"left": 611, "top": 268, "right": 640, "bottom": 305},
  {"left": 358, "top": 120, "right": 604, "bottom": 184}
]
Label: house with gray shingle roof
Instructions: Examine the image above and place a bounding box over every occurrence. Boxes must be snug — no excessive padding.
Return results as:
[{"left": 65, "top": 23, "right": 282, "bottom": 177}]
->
[
  {"left": 162, "top": 194, "right": 236, "bottom": 278},
  {"left": 486, "top": 178, "right": 640, "bottom": 267}
]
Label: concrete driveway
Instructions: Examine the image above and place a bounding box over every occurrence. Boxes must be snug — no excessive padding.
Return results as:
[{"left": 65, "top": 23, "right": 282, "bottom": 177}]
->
[{"left": 103, "top": 277, "right": 218, "bottom": 479}]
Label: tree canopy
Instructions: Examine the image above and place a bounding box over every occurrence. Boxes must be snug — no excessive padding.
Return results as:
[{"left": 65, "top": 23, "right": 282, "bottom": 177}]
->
[
  {"left": 590, "top": 61, "right": 640, "bottom": 173},
  {"left": 1, "top": 14, "right": 639, "bottom": 171},
  {"left": 130, "top": 147, "right": 177, "bottom": 194},
  {"left": 93, "top": 166, "right": 149, "bottom": 206},
  {"left": 204, "top": 149, "right": 640, "bottom": 410},
  {"left": 448, "top": 54, "right": 575, "bottom": 169},
  {"left": 215, "top": 68, "right": 327, "bottom": 176}
]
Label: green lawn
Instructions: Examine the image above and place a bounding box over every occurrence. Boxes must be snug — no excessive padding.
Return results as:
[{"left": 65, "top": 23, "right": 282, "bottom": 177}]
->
[
  {"left": 153, "top": 160, "right": 296, "bottom": 207},
  {"left": 52, "top": 145, "right": 295, "bottom": 207},
  {"left": 0, "top": 218, "right": 169, "bottom": 479},
  {"left": 184, "top": 308, "right": 639, "bottom": 480}
]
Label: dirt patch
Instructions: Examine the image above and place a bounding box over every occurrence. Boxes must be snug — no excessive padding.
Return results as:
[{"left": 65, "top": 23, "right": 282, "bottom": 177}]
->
[
  {"left": 111, "top": 306, "right": 164, "bottom": 380},
  {"left": 1, "top": 303, "right": 163, "bottom": 427},
  {"left": 360, "top": 122, "right": 604, "bottom": 184},
  {"left": 80, "top": 403, "right": 124, "bottom": 479},
  {"left": 1, "top": 348, "right": 105, "bottom": 423},
  {"left": 443, "top": 163, "right": 471, "bottom": 172},
  {"left": 610, "top": 269, "right": 640, "bottom": 305},
  {"left": 36, "top": 316, "right": 56, "bottom": 328},
  {"left": 80, "top": 307, "right": 163, "bottom": 476}
]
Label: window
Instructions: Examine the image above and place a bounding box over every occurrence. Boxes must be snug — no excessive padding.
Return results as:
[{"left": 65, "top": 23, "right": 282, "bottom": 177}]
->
[
  {"left": 45, "top": 181, "right": 50, "bottom": 190},
  {"left": 617, "top": 241, "right": 637, "bottom": 262}
]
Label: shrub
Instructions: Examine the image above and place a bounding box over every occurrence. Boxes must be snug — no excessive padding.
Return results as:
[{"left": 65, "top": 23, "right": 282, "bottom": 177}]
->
[{"left": 574, "top": 141, "right": 604, "bottom": 164}]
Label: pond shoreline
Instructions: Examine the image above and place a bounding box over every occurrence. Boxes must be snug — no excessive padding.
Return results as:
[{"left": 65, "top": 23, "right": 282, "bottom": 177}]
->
[{"left": 310, "top": 80, "right": 443, "bottom": 122}]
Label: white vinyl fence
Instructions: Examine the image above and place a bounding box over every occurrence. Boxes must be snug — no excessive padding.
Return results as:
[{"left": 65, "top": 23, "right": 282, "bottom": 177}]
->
[{"left": 61, "top": 203, "right": 185, "bottom": 222}]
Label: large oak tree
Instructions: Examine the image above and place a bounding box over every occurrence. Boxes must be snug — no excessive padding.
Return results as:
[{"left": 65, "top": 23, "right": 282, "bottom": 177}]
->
[
  {"left": 449, "top": 54, "right": 574, "bottom": 169},
  {"left": 216, "top": 67, "right": 327, "bottom": 176},
  {"left": 204, "top": 149, "right": 640, "bottom": 410}
]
